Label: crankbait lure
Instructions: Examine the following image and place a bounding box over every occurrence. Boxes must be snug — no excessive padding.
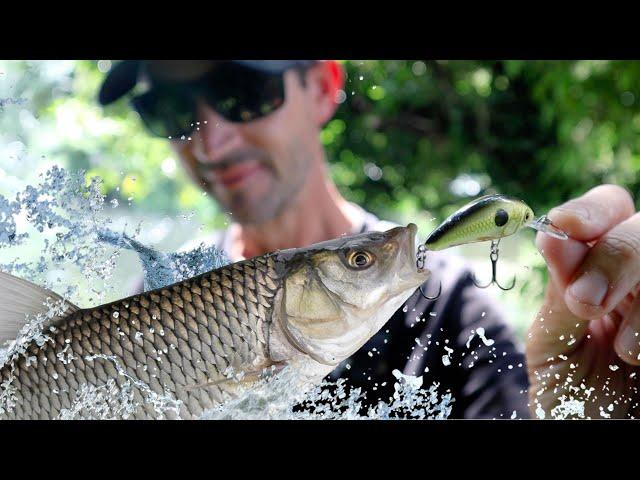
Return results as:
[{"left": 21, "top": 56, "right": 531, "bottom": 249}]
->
[{"left": 417, "top": 194, "right": 568, "bottom": 297}]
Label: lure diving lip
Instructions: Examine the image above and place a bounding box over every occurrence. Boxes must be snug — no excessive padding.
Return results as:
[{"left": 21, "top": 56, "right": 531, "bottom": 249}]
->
[{"left": 526, "top": 214, "right": 569, "bottom": 240}]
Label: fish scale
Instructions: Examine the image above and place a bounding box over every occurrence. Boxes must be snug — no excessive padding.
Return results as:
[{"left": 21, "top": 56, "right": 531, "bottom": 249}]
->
[
  {"left": 0, "top": 255, "right": 280, "bottom": 420},
  {"left": 1, "top": 225, "right": 427, "bottom": 420}
]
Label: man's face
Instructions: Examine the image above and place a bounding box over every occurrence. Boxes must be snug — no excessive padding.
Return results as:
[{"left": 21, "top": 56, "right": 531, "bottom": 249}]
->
[{"left": 149, "top": 61, "right": 320, "bottom": 225}]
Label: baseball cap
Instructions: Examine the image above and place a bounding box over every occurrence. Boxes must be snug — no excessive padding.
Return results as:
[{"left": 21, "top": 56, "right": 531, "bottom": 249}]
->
[{"left": 98, "top": 60, "right": 318, "bottom": 106}]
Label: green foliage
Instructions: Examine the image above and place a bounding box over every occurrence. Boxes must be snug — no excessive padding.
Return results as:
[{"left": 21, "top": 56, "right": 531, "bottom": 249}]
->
[{"left": 328, "top": 60, "right": 640, "bottom": 228}]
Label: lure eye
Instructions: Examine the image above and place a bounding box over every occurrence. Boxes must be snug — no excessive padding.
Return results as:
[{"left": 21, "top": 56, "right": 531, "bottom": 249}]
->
[
  {"left": 494, "top": 209, "right": 509, "bottom": 227},
  {"left": 347, "top": 250, "right": 374, "bottom": 269}
]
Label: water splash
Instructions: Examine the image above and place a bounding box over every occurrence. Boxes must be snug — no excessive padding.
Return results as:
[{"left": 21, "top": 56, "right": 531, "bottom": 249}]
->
[
  {"left": 0, "top": 165, "right": 120, "bottom": 304},
  {"left": 550, "top": 396, "right": 585, "bottom": 419},
  {"left": 0, "top": 296, "right": 74, "bottom": 416},
  {"left": 465, "top": 327, "right": 495, "bottom": 349},
  {"left": 202, "top": 367, "right": 453, "bottom": 420},
  {"left": 96, "top": 228, "right": 229, "bottom": 291},
  {"left": 0, "top": 97, "right": 27, "bottom": 110},
  {"left": 57, "top": 354, "right": 183, "bottom": 420},
  {"left": 0, "top": 166, "right": 455, "bottom": 420}
]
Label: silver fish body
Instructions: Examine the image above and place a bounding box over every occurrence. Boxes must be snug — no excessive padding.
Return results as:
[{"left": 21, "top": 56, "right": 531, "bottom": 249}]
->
[{"left": 0, "top": 224, "right": 428, "bottom": 419}]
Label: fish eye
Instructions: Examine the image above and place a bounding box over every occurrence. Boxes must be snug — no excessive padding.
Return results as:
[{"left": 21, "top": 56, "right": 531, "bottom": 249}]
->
[
  {"left": 346, "top": 250, "right": 374, "bottom": 269},
  {"left": 494, "top": 209, "right": 509, "bottom": 227}
]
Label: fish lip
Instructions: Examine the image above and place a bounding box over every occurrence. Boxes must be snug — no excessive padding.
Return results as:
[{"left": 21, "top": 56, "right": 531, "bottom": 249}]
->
[
  {"left": 405, "top": 223, "right": 421, "bottom": 271},
  {"left": 406, "top": 223, "right": 417, "bottom": 257},
  {"left": 405, "top": 223, "right": 429, "bottom": 280}
]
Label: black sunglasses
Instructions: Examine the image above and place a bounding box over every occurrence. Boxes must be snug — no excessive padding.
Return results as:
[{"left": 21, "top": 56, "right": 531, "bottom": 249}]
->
[{"left": 130, "top": 62, "right": 288, "bottom": 139}]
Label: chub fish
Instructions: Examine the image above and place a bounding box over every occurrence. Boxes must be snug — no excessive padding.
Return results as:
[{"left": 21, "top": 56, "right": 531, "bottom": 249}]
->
[{"left": 0, "top": 224, "right": 428, "bottom": 419}]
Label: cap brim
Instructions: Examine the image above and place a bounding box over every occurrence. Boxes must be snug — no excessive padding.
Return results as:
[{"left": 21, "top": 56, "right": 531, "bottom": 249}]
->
[
  {"left": 233, "top": 60, "right": 317, "bottom": 74},
  {"left": 98, "top": 60, "right": 141, "bottom": 106},
  {"left": 97, "top": 60, "right": 318, "bottom": 106}
]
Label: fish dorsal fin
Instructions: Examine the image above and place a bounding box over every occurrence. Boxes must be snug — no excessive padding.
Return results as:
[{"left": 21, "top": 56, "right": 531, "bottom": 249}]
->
[{"left": 0, "top": 270, "right": 79, "bottom": 347}]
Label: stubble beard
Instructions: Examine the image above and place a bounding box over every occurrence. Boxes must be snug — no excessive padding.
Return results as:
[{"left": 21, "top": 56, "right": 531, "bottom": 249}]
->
[{"left": 212, "top": 149, "right": 313, "bottom": 226}]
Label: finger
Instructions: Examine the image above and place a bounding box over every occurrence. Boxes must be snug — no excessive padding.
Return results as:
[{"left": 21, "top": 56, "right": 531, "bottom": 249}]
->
[
  {"left": 528, "top": 185, "right": 636, "bottom": 366},
  {"left": 611, "top": 292, "right": 637, "bottom": 320},
  {"left": 565, "top": 212, "right": 640, "bottom": 320},
  {"left": 615, "top": 294, "right": 640, "bottom": 366},
  {"left": 546, "top": 184, "right": 635, "bottom": 243},
  {"left": 536, "top": 232, "right": 589, "bottom": 290},
  {"left": 535, "top": 184, "right": 635, "bottom": 291}
]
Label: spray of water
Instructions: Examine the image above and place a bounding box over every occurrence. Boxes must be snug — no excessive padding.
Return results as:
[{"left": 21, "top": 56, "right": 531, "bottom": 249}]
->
[
  {"left": 0, "top": 166, "right": 454, "bottom": 420},
  {"left": 0, "top": 165, "right": 121, "bottom": 304},
  {"left": 57, "top": 354, "right": 183, "bottom": 420},
  {"left": 202, "top": 367, "right": 453, "bottom": 420}
]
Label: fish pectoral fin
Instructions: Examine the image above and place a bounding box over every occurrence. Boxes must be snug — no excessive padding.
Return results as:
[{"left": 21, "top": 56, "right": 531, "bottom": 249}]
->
[
  {"left": 0, "top": 270, "right": 79, "bottom": 347},
  {"left": 184, "top": 362, "right": 287, "bottom": 391}
]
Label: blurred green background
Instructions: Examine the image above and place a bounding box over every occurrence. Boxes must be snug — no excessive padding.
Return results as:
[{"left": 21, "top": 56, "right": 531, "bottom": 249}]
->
[{"left": 1, "top": 60, "right": 639, "bottom": 341}]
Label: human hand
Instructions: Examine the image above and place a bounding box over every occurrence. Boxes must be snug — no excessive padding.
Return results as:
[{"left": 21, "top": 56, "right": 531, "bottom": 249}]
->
[{"left": 526, "top": 185, "right": 640, "bottom": 419}]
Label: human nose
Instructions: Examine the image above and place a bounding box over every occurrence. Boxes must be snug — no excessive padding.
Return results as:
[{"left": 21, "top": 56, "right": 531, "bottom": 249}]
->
[{"left": 192, "top": 101, "right": 241, "bottom": 164}]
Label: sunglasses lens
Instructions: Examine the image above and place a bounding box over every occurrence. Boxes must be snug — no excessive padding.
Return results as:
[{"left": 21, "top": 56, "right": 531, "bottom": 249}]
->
[
  {"left": 131, "top": 89, "right": 195, "bottom": 138},
  {"left": 203, "top": 63, "right": 285, "bottom": 123},
  {"left": 132, "top": 62, "right": 288, "bottom": 136}
]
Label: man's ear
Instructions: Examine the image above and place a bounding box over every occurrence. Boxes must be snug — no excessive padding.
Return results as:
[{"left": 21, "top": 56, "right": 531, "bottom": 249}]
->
[{"left": 305, "top": 60, "right": 345, "bottom": 127}]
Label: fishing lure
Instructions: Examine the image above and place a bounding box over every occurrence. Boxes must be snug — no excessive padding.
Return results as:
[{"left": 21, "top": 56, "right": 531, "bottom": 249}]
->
[{"left": 417, "top": 194, "right": 568, "bottom": 297}]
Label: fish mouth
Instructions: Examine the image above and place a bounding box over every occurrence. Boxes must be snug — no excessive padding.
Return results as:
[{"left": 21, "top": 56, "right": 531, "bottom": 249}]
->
[
  {"left": 396, "top": 223, "right": 426, "bottom": 278},
  {"left": 386, "top": 223, "right": 418, "bottom": 265},
  {"left": 406, "top": 223, "right": 417, "bottom": 263}
]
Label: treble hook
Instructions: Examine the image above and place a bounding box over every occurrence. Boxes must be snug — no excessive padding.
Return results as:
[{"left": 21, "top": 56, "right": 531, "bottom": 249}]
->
[
  {"left": 419, "top": 281, "right": 442, "bottom": 300},
  {"left": 472, "top": 239, "right": 516, "bottom": 291},
  {"left": 416, "top": 244, "right": 441, "bottom": 300}
]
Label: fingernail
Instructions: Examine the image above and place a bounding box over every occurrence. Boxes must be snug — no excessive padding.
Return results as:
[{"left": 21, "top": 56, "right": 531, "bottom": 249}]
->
[
  {"left": 616, "top": 322, "right": 640, "bottom": 362},
  {"left": 568, "top": 270, "right": 609, "bottom": 306}
]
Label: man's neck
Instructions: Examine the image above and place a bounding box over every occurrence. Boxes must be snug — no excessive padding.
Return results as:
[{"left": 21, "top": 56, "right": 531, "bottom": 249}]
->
[{"left": 226, "top": 160, "right": 365, "bottom": 260}]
